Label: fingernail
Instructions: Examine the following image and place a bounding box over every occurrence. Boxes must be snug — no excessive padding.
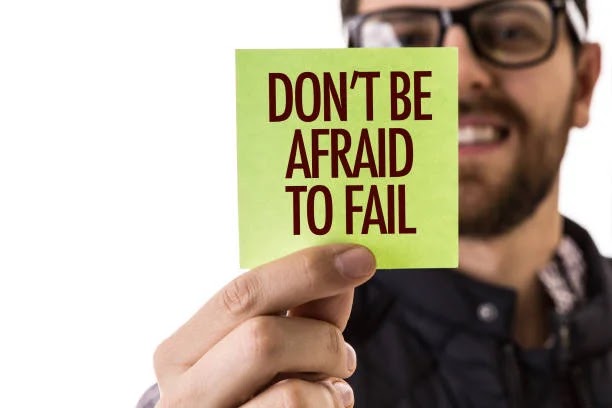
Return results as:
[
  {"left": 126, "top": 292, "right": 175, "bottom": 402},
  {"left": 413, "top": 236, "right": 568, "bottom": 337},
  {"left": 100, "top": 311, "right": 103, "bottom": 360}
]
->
[
  {"left": 332, "top": 381, "right": 354, "bottom": 407},
  {"left": 335, "top": 247, "right": 375, "bottom": 279},
  {"left": 345, "top": 342, "right": 357, "bottom": 373}
]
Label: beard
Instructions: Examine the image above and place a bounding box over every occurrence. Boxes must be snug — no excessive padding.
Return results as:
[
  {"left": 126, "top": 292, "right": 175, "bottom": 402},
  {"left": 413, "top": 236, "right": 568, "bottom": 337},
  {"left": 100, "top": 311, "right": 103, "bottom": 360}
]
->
[{"left": 458, "top": 92, "right": 574, "bottom": 238}]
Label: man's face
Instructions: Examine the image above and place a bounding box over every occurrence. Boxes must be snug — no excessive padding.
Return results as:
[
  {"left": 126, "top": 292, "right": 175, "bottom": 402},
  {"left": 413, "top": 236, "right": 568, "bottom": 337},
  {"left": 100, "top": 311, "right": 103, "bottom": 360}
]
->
[{"left": 358, "top": 0, "right": 582, "bottom": 236}]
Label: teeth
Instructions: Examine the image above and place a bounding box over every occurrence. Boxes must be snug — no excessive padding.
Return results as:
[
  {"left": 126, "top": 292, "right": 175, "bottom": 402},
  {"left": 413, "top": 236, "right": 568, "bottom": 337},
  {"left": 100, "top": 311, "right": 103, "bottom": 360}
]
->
[{"left": 459, "top": 126, "right": 500, "bottom": 145}]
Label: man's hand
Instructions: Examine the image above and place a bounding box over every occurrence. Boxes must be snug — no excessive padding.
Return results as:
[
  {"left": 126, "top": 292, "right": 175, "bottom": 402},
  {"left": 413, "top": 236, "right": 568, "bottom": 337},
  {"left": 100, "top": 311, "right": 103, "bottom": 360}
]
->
[{"left": 153, "top": 244, "right": 376, "bottom": 408}]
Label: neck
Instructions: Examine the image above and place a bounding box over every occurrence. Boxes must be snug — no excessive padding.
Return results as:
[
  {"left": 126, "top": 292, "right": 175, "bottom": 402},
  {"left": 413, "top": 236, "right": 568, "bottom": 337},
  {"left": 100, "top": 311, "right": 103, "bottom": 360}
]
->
[{"left": 458, "top": 179, "right": 563, "bottom": 348}]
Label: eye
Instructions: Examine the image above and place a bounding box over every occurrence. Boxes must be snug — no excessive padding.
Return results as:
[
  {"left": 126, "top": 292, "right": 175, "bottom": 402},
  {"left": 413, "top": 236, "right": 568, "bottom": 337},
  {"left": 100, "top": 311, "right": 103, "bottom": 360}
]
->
[
  {"left": 474, "top": 3, "right": 552, "bottom": 50},
  {"left": 494, "top": 23, "right": 540, "bottom": 42},
  {"left": 397, "top": 30, "right": 435, "bottom": 46},
  {"left": 390, "top": 19, "right": 439, "bottom": 47},
  {"left": 476, "top": 19, "right": 548, "bottom": 52},
  {"left": 364, "top": 12, "right": 439, "bottom": 48}
]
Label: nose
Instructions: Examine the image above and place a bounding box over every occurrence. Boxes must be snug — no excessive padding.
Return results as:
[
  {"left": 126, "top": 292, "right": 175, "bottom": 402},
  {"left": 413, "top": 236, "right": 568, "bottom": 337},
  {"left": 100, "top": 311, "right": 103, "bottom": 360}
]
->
[{"left": 443, "top": 26, "right": 494, "bottom": 96}]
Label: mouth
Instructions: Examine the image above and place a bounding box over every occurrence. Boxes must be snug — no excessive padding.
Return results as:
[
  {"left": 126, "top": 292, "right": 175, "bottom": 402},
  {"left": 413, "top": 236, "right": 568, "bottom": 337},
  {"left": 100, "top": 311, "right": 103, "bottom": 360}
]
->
[{"left": 459, "top": 125, "right": 511, "bottom": 147}]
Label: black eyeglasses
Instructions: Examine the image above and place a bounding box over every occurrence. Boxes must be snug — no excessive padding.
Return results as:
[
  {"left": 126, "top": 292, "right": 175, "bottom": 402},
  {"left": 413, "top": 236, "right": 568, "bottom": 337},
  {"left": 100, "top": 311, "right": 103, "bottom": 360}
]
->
[{"left": 346, "top": 0, "right": 587, "bottom": 69}]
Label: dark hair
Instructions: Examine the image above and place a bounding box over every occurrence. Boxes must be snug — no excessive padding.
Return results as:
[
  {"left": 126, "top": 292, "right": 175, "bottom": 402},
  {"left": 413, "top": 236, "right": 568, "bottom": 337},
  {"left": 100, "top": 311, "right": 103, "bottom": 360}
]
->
[{"left": 340, "top": 0, "right": 589, "bottom": 27}]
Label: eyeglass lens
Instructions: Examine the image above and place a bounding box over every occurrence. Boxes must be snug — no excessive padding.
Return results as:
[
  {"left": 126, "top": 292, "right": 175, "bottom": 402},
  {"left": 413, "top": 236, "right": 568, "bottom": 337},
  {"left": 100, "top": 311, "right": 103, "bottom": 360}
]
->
[{"left": 356, "top": 0, "right": 555, "bottom": 66}]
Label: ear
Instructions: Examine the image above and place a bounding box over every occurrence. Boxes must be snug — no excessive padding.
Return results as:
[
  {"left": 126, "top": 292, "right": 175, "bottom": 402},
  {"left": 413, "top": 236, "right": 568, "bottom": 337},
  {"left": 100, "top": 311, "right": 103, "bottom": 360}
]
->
[{"left": 572, "top": 43, "right": 602, "bottom": 128}]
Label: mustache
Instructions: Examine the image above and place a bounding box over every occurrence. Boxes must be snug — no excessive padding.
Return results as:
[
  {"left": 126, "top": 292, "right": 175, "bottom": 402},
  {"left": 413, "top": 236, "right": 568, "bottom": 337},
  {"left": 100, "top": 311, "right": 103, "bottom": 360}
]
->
[{"left": 459, "top": 93, "right": 528, "bottom": 132}]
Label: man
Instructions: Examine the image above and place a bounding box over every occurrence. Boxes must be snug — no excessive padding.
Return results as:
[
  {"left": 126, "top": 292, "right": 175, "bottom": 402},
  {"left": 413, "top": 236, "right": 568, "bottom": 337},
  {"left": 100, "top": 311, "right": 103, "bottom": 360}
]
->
[{"left": 139, "top": 0, "right": 608, "bottom": 406}]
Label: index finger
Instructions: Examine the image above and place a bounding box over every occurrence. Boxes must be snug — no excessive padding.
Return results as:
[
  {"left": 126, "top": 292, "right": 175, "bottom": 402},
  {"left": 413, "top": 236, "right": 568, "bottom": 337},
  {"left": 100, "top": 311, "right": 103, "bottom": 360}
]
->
[{"left": 156, "top": 244, "right": 375, "bottom": 371}]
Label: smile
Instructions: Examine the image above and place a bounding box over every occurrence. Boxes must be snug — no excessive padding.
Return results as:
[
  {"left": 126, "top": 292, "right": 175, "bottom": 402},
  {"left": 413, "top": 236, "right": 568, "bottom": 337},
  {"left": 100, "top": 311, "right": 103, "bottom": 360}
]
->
[{"left": 459, "top": 125, "right": 510, "bottom": 147}]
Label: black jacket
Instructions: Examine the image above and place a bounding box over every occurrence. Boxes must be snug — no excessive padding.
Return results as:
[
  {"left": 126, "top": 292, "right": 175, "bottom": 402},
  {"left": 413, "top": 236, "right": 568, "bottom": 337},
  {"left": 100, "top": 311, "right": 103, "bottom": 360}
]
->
[{"left": 345, "top": 219, "right": 612, "bottom": 407}]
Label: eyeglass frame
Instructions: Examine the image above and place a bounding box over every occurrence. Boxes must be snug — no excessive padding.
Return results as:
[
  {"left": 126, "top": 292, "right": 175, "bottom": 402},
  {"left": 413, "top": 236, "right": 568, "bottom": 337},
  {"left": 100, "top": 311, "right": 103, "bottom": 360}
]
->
[{"left": 344, "top": 0, "right": 588, "bottom": 69}]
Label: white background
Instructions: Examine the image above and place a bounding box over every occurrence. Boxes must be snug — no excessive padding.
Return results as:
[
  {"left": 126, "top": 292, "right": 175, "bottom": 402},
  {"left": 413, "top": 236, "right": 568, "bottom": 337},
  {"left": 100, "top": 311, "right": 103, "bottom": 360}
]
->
[{"left": 0, "top": 1, "right": 610, "bottom": 406}]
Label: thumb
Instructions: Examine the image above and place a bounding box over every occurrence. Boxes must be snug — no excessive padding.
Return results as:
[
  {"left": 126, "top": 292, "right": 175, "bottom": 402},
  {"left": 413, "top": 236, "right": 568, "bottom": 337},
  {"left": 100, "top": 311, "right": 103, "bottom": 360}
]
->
[{"left": 288, "top": 246, "right": 376, "bottom": 330}]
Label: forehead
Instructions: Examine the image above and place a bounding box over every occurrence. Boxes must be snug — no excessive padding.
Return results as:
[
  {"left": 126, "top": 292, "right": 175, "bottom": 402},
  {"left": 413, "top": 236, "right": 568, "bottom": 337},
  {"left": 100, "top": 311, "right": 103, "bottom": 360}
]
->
[{"left": 358, "top": 0, "right": 497, "bottom": 13}]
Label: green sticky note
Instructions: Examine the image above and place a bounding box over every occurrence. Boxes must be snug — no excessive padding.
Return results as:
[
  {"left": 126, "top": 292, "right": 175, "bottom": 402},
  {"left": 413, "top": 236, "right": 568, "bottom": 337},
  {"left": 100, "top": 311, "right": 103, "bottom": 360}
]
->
[{"left": 236, "top": 48, "right": 457, "bottom": 269}]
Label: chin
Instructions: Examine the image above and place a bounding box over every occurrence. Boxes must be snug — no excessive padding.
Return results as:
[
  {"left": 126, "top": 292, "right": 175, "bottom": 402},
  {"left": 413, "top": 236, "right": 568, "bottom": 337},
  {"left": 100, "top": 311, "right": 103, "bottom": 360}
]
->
[{"left": 458, "top": 171, "right": 557, "bottom": 238}]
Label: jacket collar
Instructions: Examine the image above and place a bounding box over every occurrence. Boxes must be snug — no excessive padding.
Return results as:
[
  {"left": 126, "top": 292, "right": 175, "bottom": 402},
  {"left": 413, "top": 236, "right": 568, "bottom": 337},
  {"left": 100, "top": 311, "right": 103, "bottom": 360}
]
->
[
  {"left": 373, "top": 218, "right": 612, "bottom": 357},
  {"left": 564, "top": 219, "right": 612, "bottom": 360}
]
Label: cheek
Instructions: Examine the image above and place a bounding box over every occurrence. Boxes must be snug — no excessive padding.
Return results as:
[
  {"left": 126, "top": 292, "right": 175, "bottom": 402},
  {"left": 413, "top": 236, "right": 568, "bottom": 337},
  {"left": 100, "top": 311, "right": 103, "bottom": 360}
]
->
[{"left": 500, "top": 64, "right": 574, "bottom": 134}]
